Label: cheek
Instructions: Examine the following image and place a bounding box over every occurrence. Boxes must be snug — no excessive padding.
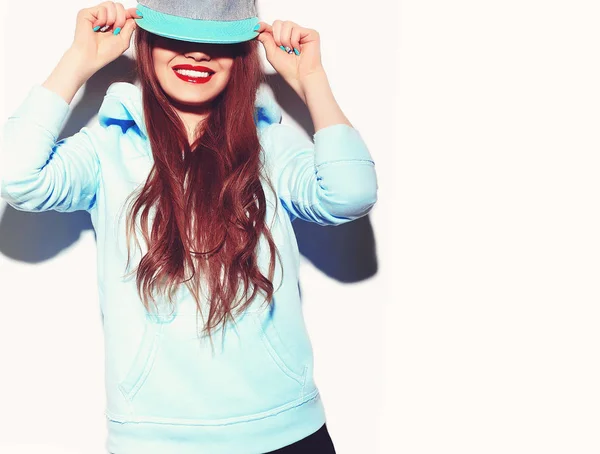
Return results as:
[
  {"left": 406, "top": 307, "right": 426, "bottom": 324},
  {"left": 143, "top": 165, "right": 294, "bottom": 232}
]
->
[
  {"left": 220, "top": 59, "right": 235, "bottom": 80},
  {"left": 152, "top": 49, "right": 175, "bottom": 75},
  {"left": 151, "top": 49, "right": 162, "bottom": 65},
  {"left": 223, "top": 70, "right": 233, "bottom": 84},
  {"left": 221, "top": 67, "right": 234, "bottom": 86}
]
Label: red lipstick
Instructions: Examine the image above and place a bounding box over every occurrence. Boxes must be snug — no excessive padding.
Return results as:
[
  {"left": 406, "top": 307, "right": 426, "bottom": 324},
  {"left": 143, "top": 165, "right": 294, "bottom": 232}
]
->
[{"left": 172, "top": 64, "right": 215, "bottom": 84}]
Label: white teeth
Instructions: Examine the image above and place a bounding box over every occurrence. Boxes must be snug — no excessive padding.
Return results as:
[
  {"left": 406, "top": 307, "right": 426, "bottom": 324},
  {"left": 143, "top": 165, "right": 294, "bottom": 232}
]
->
[{"left": 174, "top": 68, "right": 212, "bottom": 78}]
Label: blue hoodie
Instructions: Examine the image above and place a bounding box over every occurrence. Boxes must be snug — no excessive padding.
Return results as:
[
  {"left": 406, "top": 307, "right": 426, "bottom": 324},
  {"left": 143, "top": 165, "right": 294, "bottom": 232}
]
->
[{"left": 0, "top": 82, "right": 378, "bottom": 454}]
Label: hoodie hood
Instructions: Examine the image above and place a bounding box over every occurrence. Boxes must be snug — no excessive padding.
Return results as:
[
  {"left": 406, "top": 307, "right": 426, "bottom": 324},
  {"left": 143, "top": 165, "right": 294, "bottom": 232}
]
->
[{"left": 97, "top": 81, "right": 282, "bottom": 138}]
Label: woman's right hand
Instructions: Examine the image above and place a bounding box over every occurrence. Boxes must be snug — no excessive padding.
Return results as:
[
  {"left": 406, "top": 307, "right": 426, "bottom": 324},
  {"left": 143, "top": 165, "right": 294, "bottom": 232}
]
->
[{"left": 69, "top": 1, "right": 142, "bottom": 75}]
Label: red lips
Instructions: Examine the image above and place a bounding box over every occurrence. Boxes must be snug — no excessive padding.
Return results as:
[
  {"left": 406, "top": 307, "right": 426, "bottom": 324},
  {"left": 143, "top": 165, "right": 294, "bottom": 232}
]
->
[
  {"left": 172, "top": 64, "right": 215, "bottom": 84},
  {"left": 172, "top": 64, "right": 215, "bottom": 73}
]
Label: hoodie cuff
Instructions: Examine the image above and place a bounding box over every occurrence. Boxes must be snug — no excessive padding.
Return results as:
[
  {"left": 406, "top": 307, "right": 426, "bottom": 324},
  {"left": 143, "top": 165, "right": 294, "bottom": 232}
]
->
[
  {"left": 9, "top": 84, "right": 70, "bottom": 139},
  {"left": 313, "top": 124, "right": 374, "bottom": 167}
]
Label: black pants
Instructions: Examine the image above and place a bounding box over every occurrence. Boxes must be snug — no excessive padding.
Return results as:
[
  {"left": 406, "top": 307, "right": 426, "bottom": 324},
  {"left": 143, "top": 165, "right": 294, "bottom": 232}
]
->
[{"left": 265, "top": 424, "right": 336, "bottom": 453}]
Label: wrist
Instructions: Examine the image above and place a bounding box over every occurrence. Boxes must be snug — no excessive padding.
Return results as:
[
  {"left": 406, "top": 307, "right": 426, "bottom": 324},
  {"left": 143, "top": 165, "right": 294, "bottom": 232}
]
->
[
  {"left": 42, "top": 49, "right": 94, "bottom": 104},
  {"left": 298, "top": 67, "right": 328, "bottom": 91},
  {"left": 63, "top": 48, "right": 98, "bottom": 82}
]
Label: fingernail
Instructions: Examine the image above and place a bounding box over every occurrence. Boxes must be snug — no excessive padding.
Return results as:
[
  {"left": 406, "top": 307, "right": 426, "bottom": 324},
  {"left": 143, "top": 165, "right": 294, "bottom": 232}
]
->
[
  {"left": 294, "top": 48, "right": 300, "bottom": 56},
  {"left": 93, "top": 25, "right": 101, "bottom": 31},
  {"left": 253, "top": 24, "right": 260, "bottom": 31},
  {"left": 284, "top": 46, "right": 291, "bottom": 53},
  {"left": 280, "top": 45, "right": 286, "bottom": 51},
  {"left": 136, "top": 9, "right": 143, "bottom": 17},
  {"left": 100, "top": 25, "right": 110, "bottom": 32},
  {"left": 113, "top": 27, "right": 121, "bottom": 35}
]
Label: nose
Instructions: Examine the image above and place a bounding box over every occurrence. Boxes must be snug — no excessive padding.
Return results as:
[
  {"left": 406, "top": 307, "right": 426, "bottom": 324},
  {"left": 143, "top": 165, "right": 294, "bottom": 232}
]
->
[{"left": 183, "top": 50, "right": 211, "bottom": 62}]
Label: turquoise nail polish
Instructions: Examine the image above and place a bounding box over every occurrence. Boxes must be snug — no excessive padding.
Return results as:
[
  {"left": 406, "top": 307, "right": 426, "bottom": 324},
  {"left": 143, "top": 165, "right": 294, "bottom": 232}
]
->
[
  {"left": 294, "top": 48, "right": 300, "bottom": 56},
  {"left": 113, "top": 27, "right": 121, "bottom": 35},
  {"left": 136, "top": 9, "right": 143, "bottom": 16},
  {"left": 253, "top": 24, "right": 260, "bottom": 31},
  {"left": 93, "top": 25, "right": 101, "bottom": 31},
  {"left": 280, "top": 45, "right": 286, "bottom": 51}
]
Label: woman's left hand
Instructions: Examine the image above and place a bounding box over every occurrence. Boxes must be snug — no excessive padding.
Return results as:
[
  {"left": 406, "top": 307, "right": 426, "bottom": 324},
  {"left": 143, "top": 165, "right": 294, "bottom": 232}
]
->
[{"left": 256, "top": 20, "right": 325, "bottom": 102}]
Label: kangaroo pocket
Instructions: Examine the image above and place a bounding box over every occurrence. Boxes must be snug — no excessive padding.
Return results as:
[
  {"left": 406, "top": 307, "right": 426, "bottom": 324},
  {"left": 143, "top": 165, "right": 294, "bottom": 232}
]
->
[{"left": 116, "top": 306, "right": 309, "bottom": 422}]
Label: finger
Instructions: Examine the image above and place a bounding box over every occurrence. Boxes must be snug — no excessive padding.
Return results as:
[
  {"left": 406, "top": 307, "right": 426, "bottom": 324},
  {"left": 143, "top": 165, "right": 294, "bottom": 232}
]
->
[
  {"left": 299, "top": 27, "right": 319, "bottom": 45},
  {"left": 118, "top": 17, "right": 137, "bottom": 45},
  {"left": 256, "top": 30, "right": 279, "bottom": 58},
  {"left": 125, "top": 6, "right": 143, "bottom": 19},
  {"left": 87, "top": 6, "right": 107, "bottom": 30},
  {"left": 280, "top": 21, "right": 293, "bottom": 51},
  {"left": 290, "top": 27, "right": 302, "bottom": 54},
  {"left": 256, "top": 21, "right": 272, "bottom": 34},
  {"left": 100, "top": 1, "right": 117, "bottom": 31},
  {"left": 112, "top": 2, "right": 127, "bottom": 34},
  {"left": 272, "top": 20, "right": 283, "bottom": 47}
]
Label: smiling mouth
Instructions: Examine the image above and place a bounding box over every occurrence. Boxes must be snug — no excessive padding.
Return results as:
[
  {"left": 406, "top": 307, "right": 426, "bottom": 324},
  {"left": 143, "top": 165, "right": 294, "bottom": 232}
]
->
[{"left": 172, "top": 66, "right": 215, "bottom": 84}]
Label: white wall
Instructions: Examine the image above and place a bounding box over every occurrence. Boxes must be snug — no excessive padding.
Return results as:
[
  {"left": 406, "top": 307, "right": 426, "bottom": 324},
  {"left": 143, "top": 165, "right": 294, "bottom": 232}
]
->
[
  {"left": 0, "top": 1, "right": 396, "bottom": 453},
  {"left": 390, "top": 1, "right": 600, "bottom": 453}
]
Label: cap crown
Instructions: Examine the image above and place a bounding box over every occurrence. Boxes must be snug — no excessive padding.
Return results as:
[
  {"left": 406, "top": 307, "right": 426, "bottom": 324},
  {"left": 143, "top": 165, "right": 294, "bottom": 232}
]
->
[{"left": 138, "top": 0, "right": 257, "bottom": 21}]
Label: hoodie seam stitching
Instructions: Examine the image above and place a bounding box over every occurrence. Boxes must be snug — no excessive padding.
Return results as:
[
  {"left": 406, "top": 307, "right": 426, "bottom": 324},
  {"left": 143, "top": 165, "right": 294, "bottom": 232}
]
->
[{"left": 104, "top": 389, "right": 320, "bottom": 426}]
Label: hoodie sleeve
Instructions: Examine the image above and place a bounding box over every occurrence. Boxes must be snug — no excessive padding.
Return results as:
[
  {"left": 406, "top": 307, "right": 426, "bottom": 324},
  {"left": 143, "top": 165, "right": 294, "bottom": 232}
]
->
[
  {"left": 260, "top": 122, "right": 378, "bottom": 226},
  {"left": 0, "top": 84, "right": 101, "bottom": 212}
]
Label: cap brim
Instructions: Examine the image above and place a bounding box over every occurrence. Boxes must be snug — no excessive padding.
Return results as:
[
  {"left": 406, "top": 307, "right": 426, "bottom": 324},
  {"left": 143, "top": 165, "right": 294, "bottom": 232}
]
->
[{"left": 135, "top": 4, "right": 259, "bottom": 44}]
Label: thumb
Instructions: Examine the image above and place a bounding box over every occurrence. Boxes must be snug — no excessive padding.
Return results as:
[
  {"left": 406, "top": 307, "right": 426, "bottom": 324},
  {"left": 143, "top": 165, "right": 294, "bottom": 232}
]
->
[
  {"left": 119, "top": 18, "right": 137, "bottom": 47},
  {"left": 257, "top": 31, "right": 278, "bottom": 58}
]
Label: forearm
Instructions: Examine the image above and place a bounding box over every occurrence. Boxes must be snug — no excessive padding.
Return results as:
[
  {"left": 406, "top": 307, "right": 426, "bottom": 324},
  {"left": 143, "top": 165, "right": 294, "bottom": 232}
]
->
[
  {"left": 42, "top": 48, "right": 94, "bottom": 105},
  {"left": 300, "top": 69, "right": 352, "bottom": 132},
  {"left": 1, "top": 82, "right": 100, "bottom": 212}
]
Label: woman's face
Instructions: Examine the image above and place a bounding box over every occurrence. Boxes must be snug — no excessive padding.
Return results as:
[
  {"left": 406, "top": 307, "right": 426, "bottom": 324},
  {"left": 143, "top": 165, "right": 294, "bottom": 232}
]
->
[{"left": 152, "top": 36, "right": 235, "bottom": 106}]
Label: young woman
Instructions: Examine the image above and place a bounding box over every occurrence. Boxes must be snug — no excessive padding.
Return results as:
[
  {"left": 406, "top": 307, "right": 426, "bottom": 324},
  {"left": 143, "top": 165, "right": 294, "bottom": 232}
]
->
[{"left": 1, "top": 1, "right": 378, "bottom": 452}]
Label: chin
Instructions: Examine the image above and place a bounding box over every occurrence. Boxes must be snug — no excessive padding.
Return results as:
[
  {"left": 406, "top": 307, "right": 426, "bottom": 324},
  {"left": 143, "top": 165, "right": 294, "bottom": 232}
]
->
[
  {"left": 179, "top": 95, "right": 215, "bottom": 105},
  {"left": 164, "top": 89, "right": 216, "bottom": 106}
]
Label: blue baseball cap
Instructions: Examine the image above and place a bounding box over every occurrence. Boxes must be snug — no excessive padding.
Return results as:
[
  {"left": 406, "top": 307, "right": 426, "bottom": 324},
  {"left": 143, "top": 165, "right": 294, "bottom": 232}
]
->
[{"left": 134, "top": 0, "right": 260, "bottom": 44}]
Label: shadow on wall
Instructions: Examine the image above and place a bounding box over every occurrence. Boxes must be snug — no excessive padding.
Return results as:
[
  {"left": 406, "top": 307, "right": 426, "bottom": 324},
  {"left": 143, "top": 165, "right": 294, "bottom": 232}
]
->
[
  {"left": 264, "top": 74, "right": 378, "bottom": 282},
  {"left": 0, "top": 56, "right": 378, "bottom": 282}
]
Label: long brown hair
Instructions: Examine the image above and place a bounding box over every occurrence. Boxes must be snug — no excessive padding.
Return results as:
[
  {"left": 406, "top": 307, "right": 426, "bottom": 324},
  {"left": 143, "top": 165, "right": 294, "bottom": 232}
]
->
[{"left": 123, "top": 28, "right": 282, "bottom": 337}]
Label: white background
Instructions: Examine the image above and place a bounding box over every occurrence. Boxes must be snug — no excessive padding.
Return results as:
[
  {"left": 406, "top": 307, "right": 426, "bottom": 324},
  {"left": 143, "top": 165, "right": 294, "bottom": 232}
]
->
[
  {"left": 393, "top": 1, "right": 600, "bottom": 453},
  {"left": 2, "top": 1, "right": 600, "bottom": 454}
]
